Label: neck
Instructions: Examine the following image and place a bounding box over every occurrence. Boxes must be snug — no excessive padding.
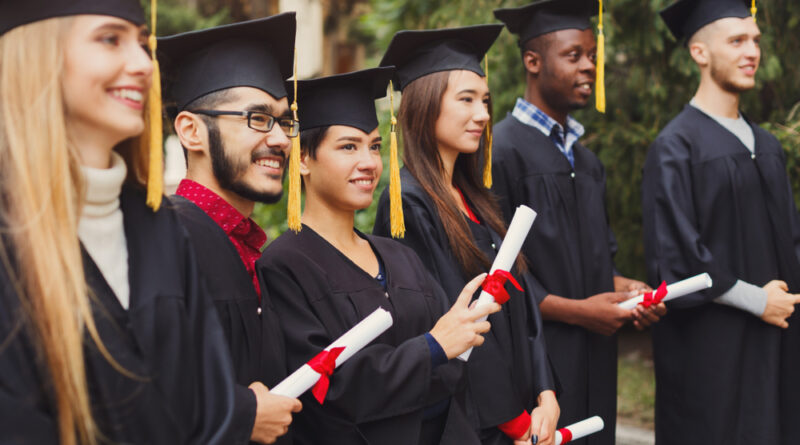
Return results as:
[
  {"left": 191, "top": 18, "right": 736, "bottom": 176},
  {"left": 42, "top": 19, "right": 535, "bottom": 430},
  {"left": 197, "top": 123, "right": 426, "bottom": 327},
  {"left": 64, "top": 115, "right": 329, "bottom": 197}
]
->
[
  {"left": 185, "top": 168, "right": 255, "bottom": 217},
  {"left": 525, "top": 79, "right": 568, "bottom": 127},
  {"left": 70, "top": 123, "right": 119, "bottom": 169},
  {"left": 692, "top": 73, "right": 741, "bottom": 119},
  {"left": 302, "top": 193, "right": 358, "bottom": 250}
]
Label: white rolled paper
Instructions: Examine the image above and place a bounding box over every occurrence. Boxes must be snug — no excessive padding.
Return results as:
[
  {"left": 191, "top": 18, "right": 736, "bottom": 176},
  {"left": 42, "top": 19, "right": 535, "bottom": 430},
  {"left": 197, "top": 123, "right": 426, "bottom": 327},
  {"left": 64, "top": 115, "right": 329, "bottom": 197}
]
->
[
  {"left": 618, "top": 273, "right": 713, "bottom": 310},
  {"left": 555, "top": 416, "right": 605, "bottom": 445},
  {"left": 271, "top": 307, "right": 393, "bottom": 399},
  {"left": 458, "top": 205, "right": 537, "bottom": 361}
]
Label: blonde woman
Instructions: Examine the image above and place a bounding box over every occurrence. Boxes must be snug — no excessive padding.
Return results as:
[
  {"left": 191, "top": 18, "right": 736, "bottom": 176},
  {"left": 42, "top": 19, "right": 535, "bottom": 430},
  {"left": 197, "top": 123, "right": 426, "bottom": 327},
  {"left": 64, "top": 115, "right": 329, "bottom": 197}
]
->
[{"left": 0, "top": 1, "right": 237, "bottom": 444}]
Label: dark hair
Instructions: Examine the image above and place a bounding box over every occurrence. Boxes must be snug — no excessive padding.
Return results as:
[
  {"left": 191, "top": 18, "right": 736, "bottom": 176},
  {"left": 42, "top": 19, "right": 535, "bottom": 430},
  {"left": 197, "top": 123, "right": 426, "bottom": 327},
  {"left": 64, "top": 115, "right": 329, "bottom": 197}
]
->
[
  {"left": 174, "top": 89, "right": 238, "bottom": 164},
  {"left": 299, "top": 126, "right": 330, "bottom": 160},
  {"left": 399, "top": 71, "right": 524, "bottom": 277},
  {"left": 520, "top": 33, "right": 553, "bottom": 63}
]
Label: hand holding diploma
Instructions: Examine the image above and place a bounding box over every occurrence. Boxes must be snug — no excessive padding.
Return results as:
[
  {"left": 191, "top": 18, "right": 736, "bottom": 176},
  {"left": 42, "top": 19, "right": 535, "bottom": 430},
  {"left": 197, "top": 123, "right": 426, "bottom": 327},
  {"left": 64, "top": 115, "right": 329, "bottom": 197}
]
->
[
  {"left": 271, "top": 308, "right": 394, "bottom": 403},
  {"left": 459, "top": 205, "right": 537, "bottom": 361},
  {"left": 618, "top": 273, "right": 713, "bottom": 310},
  {"left": 430, "top": 273, "right": 500, "bottom": 359}
]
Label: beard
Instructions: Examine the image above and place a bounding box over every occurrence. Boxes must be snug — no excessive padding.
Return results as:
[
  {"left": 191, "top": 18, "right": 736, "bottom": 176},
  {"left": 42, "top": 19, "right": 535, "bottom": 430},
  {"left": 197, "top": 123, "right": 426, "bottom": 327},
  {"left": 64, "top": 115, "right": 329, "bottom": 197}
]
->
[
  {"left": 206, "top": 121, "right": 284, "bottom": 204},
  {"left": 710, "top": 58, "right": 755, "bottom": 94}
]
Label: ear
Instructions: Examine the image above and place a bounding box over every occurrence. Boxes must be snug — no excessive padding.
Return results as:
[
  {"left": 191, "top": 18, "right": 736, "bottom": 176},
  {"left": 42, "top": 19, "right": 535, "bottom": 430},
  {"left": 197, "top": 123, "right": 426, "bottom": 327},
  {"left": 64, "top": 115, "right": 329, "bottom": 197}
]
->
[
  {"left": 523, "top": 50, "right": 542, "bottom": 76},
  {"left": 299, "top": 150, "right": 311, "bottom": 177},
  {"left": 174, "top": 111, "right": 208, "bottom": 155},
  {"left": 689, "top": 41, "right": 709, "bottom": 68}
]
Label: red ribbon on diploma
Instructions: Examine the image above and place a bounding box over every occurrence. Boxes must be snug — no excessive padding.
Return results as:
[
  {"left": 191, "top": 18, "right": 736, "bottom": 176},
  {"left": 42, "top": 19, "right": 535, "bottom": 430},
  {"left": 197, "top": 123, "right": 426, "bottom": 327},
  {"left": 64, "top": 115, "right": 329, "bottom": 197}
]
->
[
  {"left": 641, "top": 281, "right": 668, "bottom": 308},
  {"left": 308, "top": 346, "right": 345, "bottom": 404},
  {"left": 558, "top": 427, "right": 573, "bottom": 443},
  {"left": 482, "top": 270, "right": 523, "bottom": 305}
]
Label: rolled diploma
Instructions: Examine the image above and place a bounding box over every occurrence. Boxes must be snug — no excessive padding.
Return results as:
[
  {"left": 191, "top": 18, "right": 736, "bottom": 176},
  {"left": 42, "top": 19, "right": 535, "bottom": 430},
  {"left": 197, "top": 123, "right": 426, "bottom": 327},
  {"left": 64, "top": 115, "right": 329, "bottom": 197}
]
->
[
  {"left": 555, "top": 416, "right": 605, "bottom": 445},
  {"left": 617, "top": 273, "right": 713, "bottom": 310},
  {"left": 458, "top": 205, "right": 537, "bottom": 361},
  {"left": 271, "top": 307, "right": 393, "bottom": 398}
]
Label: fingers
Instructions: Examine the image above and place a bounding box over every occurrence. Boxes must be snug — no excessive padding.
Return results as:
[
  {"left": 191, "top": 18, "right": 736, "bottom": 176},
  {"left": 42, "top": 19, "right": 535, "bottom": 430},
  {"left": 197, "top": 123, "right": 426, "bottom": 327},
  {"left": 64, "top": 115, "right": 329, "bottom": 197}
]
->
[
  {"left": 474, "top": 320, "right": 491, "bottom": 334},
  {"left": 455, "top": 273, "right": 487, "bottom": 308},
  {"left": 472, "top": 334, "right": 485, "bottom": 347},
  {"left": 291, "top": 399, "right": 302, "bottom": 412},
  {"left": 470, "top": 301, "right": 502, "bottom": 321},
  {"left": 793, "top": 293, "right": 800, "bottom": 305}
]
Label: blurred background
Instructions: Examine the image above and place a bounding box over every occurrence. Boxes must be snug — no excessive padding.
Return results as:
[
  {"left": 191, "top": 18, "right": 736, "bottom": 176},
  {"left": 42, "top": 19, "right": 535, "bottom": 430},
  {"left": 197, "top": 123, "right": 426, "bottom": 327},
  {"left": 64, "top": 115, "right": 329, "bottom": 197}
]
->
[{"left": 153, "top": 0, "right": 800, "bottom": 438}]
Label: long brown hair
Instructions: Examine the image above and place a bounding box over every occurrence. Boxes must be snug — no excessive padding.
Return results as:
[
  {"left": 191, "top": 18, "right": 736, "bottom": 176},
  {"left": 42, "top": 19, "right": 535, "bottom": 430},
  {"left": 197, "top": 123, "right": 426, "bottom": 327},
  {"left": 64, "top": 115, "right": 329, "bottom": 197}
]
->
[
  {"left": 0, "top": 17, "right": 149, "bottom": 445},
  {"left": 400, "top": 71, "right": 523, "bottom": 278}
]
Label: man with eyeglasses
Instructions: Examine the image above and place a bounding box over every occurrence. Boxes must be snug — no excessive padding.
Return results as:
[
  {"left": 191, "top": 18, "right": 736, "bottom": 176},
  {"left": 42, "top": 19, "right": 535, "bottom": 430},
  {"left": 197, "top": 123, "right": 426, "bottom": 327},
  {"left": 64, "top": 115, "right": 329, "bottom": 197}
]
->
[{"left": 159, "top": 14, "right": 301, "bottom": 445}]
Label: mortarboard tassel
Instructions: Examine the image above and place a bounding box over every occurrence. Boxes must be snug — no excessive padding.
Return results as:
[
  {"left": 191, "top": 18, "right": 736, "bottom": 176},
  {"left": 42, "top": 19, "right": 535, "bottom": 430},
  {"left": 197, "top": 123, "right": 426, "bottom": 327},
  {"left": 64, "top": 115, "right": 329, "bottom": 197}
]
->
[
  {"left": 388, "top": 81, "right": 405, "bottom": 238},
  {"left": 751, "top": 0, "right": 757, "bottom": 22},
  {"left": 287, "top": 48, "right": 302, "bottom": 232},
  {"left": 145, "top": 0, "right": 164, "bottom": 211},
  {"left": 482, "top": 55, "right": 493, "bottom": 189},
  {"left": 595, "top": 0, "right": 606, "bottom": 114}
]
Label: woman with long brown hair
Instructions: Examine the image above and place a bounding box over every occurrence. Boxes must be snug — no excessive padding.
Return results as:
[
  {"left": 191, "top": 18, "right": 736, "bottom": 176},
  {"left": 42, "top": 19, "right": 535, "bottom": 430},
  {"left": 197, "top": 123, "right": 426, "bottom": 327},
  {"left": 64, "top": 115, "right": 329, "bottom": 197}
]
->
[
  {"left": 374, "top": 26, "right": 560, "bottom": 445},
  {"left": 0, "top": 1, "right": 237, "bottom": 443}
]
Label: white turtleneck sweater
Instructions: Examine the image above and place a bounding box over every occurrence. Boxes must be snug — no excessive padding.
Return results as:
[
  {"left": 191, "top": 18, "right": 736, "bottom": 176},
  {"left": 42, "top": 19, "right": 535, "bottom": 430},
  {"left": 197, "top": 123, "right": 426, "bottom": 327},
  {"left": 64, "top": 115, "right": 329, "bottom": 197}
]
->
[{"left": 78, "top": 152, "right": 130, "bottom": 309}]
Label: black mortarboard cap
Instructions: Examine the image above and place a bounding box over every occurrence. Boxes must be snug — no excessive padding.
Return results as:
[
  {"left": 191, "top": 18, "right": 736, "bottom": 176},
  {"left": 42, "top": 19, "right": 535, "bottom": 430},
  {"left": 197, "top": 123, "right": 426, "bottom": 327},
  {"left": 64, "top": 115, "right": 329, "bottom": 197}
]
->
[
  {"left": 494, "top": 0, "right": 595, "bottom": 46},
  {"left": 379, "top": 24, "right": 503, "bottom": 91},
  {"left": 295, "top": 67, "right": 394, "bottom": 133},
  {"left": 158, "top": 13, "right": 296, "bottom": 111},
  {"left": 660, "top": 0, "right": 751, "bottom": 42},
  {"left": 0, "top": 0, "right": 145, "bottom": 35}
]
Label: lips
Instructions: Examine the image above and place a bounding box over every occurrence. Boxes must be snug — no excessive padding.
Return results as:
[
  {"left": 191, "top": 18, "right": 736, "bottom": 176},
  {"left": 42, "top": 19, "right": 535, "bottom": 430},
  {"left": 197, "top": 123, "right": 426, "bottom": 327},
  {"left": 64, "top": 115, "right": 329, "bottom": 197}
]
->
[
  {"left": 349, "top": 176, "right": 376, "bottom": 191},
  {"left": 254, "top": 156, "right": 284, "bottom": 171},
  {"left": 109, "top": 87, "right": 144, "bottom": 110}
]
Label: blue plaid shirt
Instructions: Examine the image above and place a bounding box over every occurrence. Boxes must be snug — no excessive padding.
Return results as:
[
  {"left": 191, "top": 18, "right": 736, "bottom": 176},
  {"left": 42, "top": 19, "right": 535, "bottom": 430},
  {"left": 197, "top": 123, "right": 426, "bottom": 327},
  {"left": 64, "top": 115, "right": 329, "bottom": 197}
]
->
[{"left": 511, "top": 98, "right": 585, "bottom": 167}]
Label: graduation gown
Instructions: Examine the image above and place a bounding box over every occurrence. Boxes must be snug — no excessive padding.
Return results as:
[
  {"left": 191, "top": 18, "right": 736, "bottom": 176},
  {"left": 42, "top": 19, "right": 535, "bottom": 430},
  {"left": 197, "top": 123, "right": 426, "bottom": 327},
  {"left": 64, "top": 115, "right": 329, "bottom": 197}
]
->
[
  {"left": 642, "top": 105, "right": 800, "bottom": 445},
  {"left": 171, "top": 195, "right": 290, "bottom": 445},
  {"left": 373, "top": 170, "right": 556, "bottom": 445},
  {"left": 0, "top": 185, "right": 237, "bottom": 444},
  {"left": 257, "top": 226, "right": 479, "bottom": 445},
  {"left": 491, "top": 115, "right": 618, "bottom": 445}
]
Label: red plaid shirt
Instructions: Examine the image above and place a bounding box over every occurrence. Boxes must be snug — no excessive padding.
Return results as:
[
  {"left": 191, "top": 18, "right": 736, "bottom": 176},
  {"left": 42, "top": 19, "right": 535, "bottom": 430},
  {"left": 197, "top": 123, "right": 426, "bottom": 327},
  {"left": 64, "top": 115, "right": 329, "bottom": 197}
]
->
[{"left": 176, "top": 179, "right": 266, "bottom": 298}]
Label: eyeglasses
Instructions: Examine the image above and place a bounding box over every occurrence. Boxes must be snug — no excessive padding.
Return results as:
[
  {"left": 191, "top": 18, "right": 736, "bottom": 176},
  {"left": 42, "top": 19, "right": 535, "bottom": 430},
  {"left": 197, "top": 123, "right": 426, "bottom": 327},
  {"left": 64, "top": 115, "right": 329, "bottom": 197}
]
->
[{"left": 189, "top": 109, "right": 299, "bottom": 137}]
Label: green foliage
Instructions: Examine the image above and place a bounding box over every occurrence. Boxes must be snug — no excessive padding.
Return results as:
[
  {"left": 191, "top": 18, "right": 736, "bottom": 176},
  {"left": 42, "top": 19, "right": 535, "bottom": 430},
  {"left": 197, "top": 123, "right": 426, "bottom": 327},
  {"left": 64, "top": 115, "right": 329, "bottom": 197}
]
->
[
  {"left": 354, "top": 0, "right": 800, "bottom": 280},
  {"left": 142, "top": 0, "right": 230, "bottom": 36}
]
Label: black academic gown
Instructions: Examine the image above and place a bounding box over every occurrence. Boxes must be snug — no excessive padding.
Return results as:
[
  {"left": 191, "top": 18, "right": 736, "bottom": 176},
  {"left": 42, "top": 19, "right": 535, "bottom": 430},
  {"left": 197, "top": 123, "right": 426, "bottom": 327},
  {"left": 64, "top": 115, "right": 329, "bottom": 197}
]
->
[
  {"left": 171, "top": 195, "right": 291, "bottom": 445},
  {"left": 374, "top": 170, "right": 557, "bottom": 445},
  {"left": 491, "top": 115, "right": 618, "bottom": 445},
  {"left": 258, "top": 226, "right": 479, "bottom": 445},
  {"left": 0, "top": 185, "right": 237, "bottom": 444},
  {"left": 642, "top": 105, "right": 800, "bottom": 445}
]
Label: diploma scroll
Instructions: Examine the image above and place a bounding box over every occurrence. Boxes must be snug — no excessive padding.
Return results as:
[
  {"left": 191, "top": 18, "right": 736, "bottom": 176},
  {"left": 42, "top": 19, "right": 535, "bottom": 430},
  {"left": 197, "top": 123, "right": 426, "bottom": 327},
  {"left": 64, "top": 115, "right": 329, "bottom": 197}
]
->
[
  {"left": 458, "top": 205, "right": 537, "bottom": 361},
  {"left": 271, "top": 308, "right": 393, "bottom": 402},
  {"left": 555, "top": 416, "right": 605, "bottom": 445},
  {"left": 618, "top": 273, "right": 713, "bottom": 310}
]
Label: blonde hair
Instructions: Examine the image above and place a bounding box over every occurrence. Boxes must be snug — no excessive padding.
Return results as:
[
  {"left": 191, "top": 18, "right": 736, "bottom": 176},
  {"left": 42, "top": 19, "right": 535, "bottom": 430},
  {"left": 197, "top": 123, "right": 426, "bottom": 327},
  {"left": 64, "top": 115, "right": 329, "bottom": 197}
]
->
[{"left": 0, "top": 17, "right": 149, "bottom": 445}]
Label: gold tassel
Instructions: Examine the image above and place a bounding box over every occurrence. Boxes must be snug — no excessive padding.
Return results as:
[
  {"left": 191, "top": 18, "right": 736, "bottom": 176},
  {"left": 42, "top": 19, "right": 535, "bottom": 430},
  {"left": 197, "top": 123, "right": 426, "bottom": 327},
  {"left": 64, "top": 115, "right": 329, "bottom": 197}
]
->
[
  {"left": 388, "top": 81, "right": 405, "bottom": 239},
  {"left": 287, "top": 48, "right": 302, "bottom": 232},
  {"left": 595, "top": 0, "right": 606, "bottom": 114},
  {"left": 482, "top": 55, "right": 493, "bottom": 189},
  {"left": 751, "top": 0, "right": 757, "bottom": 22},
  {"left": 145, "top": 0, "right": 164, "bottom": 211}
]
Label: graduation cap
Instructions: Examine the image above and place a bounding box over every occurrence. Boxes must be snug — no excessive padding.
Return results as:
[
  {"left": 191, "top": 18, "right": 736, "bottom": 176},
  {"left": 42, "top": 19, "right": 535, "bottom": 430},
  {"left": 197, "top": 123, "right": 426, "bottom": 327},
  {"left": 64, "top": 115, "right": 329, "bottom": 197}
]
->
[
  {"left": 495, "top": 0, "right": 607, "bottom": 113},
  {"left": 157, "top": 13, "right": 296, "bottom": 112},
  {"left": 660, "top": 0, "right": 754, "bottom": 42},
  {"left": 493, "top": 0, "right": 596, "bottom": 47},
  {"left": 379, "top": 24, "right": 503, "bottom": 92},
  {"left": 0, "top": 0, "right": 145, "bottom": 35}
]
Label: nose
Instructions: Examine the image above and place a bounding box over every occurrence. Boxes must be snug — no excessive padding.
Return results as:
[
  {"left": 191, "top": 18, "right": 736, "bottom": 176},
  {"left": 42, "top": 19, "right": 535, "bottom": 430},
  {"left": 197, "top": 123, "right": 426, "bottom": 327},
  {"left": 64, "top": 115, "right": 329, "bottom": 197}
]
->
[
  {"left": 744, "top": 39, "right": 760, "bottom": 60},
  {"left": 579, "top": 53, "right": 596, "bottom": 73},
  {"left": 266, "top": 123, "right": 292, "bottom": 155},
  {"left": 128, "top": 38, "right": 154, "bottom": 80},
  {"left": 473, "top": 103, "right": 490, "bottom": 126},
  {"left": 356, "top": 146, "right": 379, "bottom": 171}
]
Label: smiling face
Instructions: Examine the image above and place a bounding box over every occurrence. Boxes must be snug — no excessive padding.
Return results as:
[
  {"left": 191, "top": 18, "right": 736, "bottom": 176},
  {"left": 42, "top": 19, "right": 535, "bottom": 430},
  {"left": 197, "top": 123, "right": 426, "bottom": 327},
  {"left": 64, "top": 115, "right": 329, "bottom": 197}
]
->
[
  {"left": 180, "top": 86, "right": 292, "bottom": 205},
  {"left": 301, "top": 125, "right": 383, "bottom": 212},
  {"left": 693, "top": 17, "right": 761, "bottom": 93},
  {"left": 535, "top": 28, "right": 597, "bottom": 113},
  {"left": 434, "top": 70, "right": 490, "bottom": 158},
  {"left": 61, "top": 15, "right": 152, "bottom": 150}
]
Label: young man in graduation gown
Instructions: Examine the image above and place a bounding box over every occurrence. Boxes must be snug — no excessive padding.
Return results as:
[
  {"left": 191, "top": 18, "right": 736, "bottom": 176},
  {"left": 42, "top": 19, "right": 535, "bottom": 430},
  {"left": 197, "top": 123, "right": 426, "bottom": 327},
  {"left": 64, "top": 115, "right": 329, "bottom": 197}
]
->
[
  {"left": 643, "top": 1, "right": 800, "bottom": 444},
  {"left": 159, "top": 15, "right": 302, "bottom": 445},
  {"left": 491, "top": 1, "right": 666, "bottom": 443}
]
